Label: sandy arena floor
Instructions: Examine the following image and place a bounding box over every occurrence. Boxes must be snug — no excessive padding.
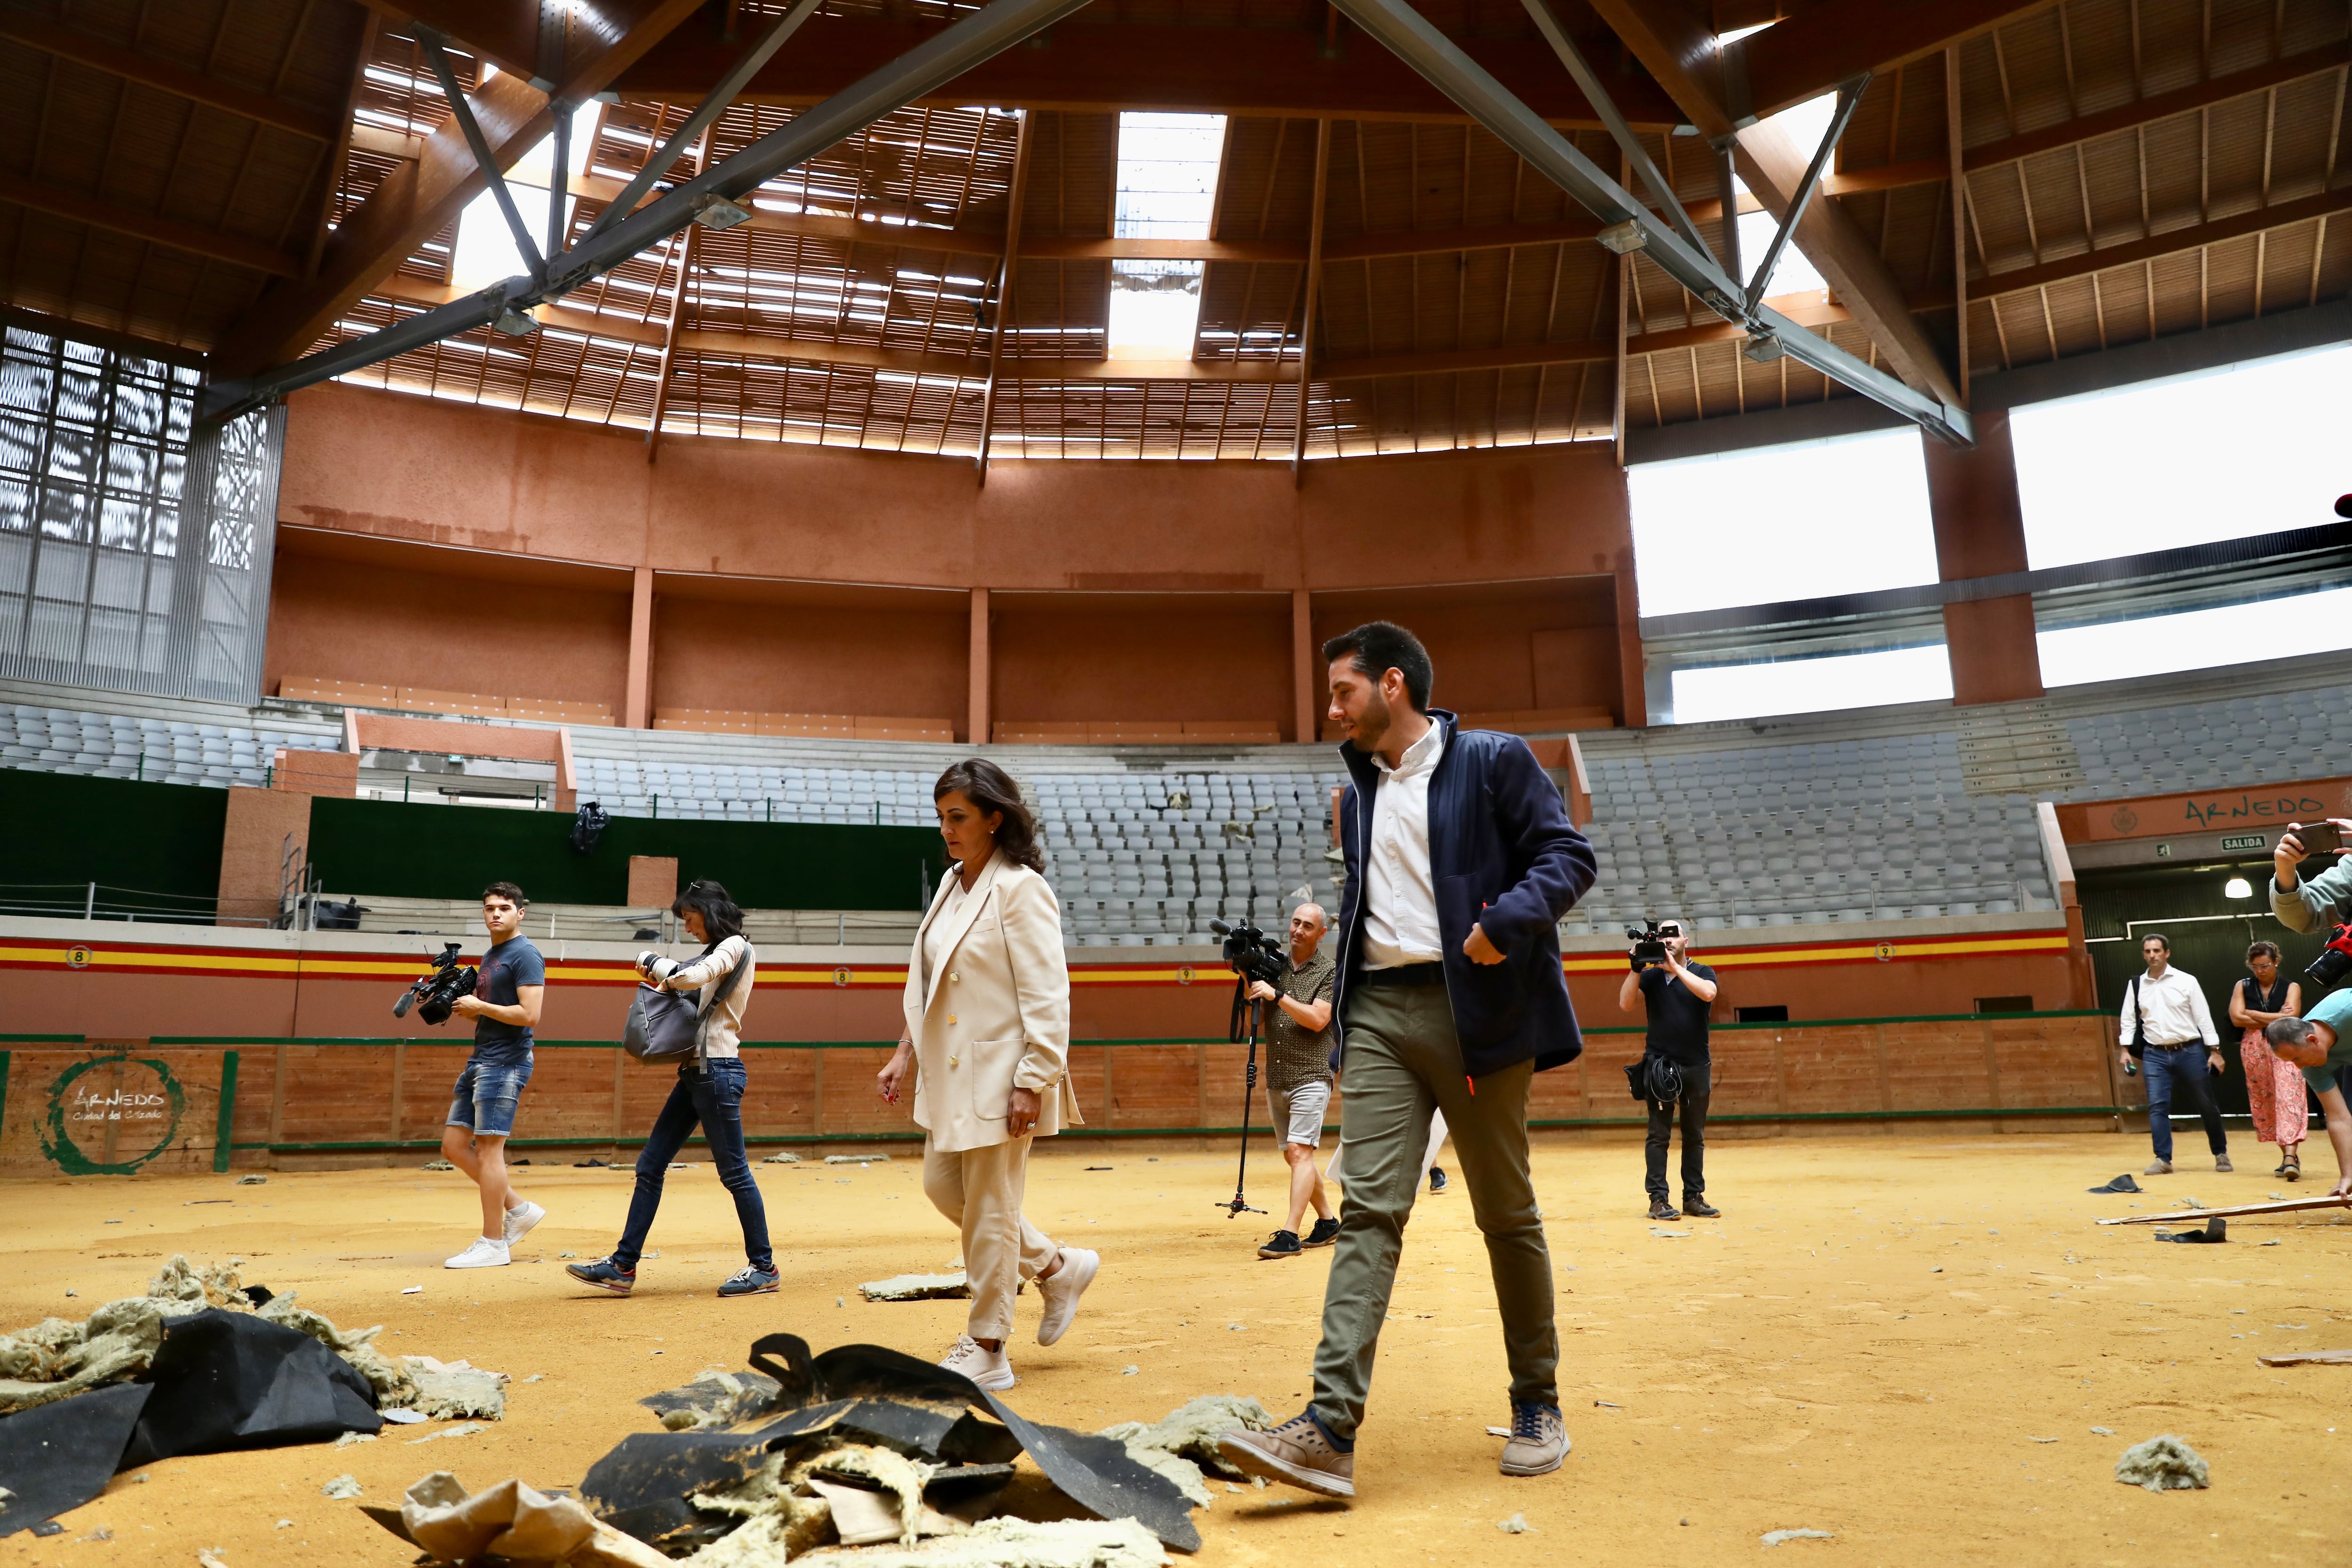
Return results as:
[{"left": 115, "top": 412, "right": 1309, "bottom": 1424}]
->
[{"left": 5, "top": 1131, "right": 2348, "bottom": 1566}]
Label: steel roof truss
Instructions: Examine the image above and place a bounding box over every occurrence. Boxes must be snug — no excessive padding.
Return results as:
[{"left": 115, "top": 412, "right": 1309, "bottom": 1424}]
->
[
  {"left": 416, "top": 27, "right": 547, "bottom": 282},
  {"left": 200, "top": 0, "right": 1099, "bottom": 424},
  {"left": 1740, "top": 73, "right": 1866, "bottom": 315},
  {"left": 1329, "top": 0, "right": 1971, "bottom": 446}
]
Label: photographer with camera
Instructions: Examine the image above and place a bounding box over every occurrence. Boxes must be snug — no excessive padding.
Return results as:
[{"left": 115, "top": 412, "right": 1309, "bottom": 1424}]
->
[
  {"left": 1220, "top": 621, "right": 1594, "bottom": 1500},
  {"left": 1247, "top": 903, "right": 1343, "bottom": 1260},
  {"left": 437, "top": 883, "right": 548, "bottom": 1270},
  {"left": 2273, "top": 818, "right": 2352, "bottom": 943},
  {"left": 2260, "top": 984, "right": 2352, "bottom": 1197},
  {"left": 1615, "top": 918, "right": 1720, "bottom": 1222}
]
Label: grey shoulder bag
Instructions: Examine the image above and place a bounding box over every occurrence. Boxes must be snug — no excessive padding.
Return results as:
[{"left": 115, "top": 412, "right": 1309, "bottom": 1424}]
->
[{"left": 624, "top": 941, "right": 753, "bottom": 1067}]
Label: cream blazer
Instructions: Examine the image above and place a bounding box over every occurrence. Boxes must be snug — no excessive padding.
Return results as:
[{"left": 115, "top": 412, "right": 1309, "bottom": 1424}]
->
[{"left": 900, "top": 851, "right": 1081, "bottom": 1154}]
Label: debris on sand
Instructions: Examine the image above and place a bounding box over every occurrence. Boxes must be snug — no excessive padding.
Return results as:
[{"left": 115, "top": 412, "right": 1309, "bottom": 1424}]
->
[
  {"left": 2153, "top": 1218, "right": 2227, "bottom": 1244},
  {"left": 322, "top": 1475, "right": 363, "bottom": 1499},
  {"left": 398, "top": 1357, "right": 509, "bottom": 1421},
  {"left": 407, "top": 1422, "right": 488, "bottom": 1445},
  {"left": 827, "top": 1154, "right": 892, "bottom": 1165},
  {"left": 1760, "top": 1528, "right": 1835, "bottom": 1545},
  {"left": 371, "top": 1472, "right": 668, "bottom": 1567},
  {"left": 2087, "top": 1174, "right": 2140, "bottom": 1194},
  {"left": 860, "top": 1275, "right": 974, "bottom": 1303},
  {"left": 763, "top": 1153, "right": 803, "bottom": 1165},
  {"left": 754, "top": 1517, "right": 1169, "bottom": 1568},
  {"left": 422, "top": 1160, "right": 456, "bottom": 1172},
  {"left": 2115, "top": 1435, "right": 2209, "bottom": 1491},
  {"left": 1497, "top": 1513, "right": 1534, "bottom": 1533},
  {"left": 1097, "top": 1395, "right": 1272, "bottom": 1483},
  {"left": 236, "top": 1175, "right": 267, "bottom": 1186}
]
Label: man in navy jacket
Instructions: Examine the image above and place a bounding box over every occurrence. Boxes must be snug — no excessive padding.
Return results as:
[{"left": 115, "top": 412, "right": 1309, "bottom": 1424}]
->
[{"left": 1223, "top": 621, "right": 1595, "bottom": 1500}]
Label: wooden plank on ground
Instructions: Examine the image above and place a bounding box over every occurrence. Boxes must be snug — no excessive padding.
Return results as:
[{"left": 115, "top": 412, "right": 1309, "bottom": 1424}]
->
[{"left": 2099, "top": 1195, "right": 2352, "bottom": 1225}]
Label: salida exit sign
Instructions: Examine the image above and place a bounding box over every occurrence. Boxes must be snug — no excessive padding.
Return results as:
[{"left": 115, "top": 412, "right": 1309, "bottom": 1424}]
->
[{"left": 2219, "top": 834, "right": 2269, "bottom": 852}]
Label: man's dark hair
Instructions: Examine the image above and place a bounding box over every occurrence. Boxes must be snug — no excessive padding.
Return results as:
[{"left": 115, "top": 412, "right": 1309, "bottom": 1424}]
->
[
  {"left": 1322, "top": 621, "right": 1434, "bottom": 712},
  {"left": 483, "top": 881, "right": 528, "bottom": 908},
  {"left": 2265, "top": 1015, "right": 2316, "bottom": 1049},
  {"left": 2142, "top": 932, "right": 2170, "bottom": 953}
]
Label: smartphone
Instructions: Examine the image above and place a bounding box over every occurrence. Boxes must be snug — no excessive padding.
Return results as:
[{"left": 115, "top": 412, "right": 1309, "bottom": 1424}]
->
[{"left": 2296, "top": 821, "right": 2345, "bottom": 855}]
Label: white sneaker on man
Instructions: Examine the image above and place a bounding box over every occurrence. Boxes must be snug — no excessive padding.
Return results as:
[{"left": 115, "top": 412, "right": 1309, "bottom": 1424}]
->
[
  {"left": 502, "top": 1200, "right": 546, "bottom": 1245},
  {"left": 445, "top": 1236, "right": 511, "bottom": 1269},
  {"left": 1035, "top": 1246, "right": 1099, "bottom": 1346},
  {"left": 939, "top": 1333, "right": 1015, "bottom": 1391}
]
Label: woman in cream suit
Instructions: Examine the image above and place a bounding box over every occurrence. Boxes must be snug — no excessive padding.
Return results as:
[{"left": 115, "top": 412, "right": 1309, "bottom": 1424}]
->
[{"left": 876, "top": 758, "right": 1097, "bottom": 1390}]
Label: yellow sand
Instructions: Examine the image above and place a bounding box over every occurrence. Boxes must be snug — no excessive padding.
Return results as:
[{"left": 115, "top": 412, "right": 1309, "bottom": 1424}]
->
[{"left": 5, "top": 1132, "right": 2346, "bottom": 1566}]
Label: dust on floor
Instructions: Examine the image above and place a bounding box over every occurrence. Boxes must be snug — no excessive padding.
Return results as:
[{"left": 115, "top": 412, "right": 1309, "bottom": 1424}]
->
[{"left": 4, "top": 1133, "right": 2345, "bottom": 1567}]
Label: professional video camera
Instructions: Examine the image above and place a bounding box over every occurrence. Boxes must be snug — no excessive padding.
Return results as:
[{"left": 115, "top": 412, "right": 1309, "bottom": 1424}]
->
[
  {"left": 1207, "top": 915, "right": 1289, "bottom": 1220},
  {"left": 1626, "top": 917, "right": 1672, "bottom": 971},
  {"left": 393, "top": 943, "right": 477, "bottom": 1026},
  {"left": 2310, "top": 924, "right": 2352, "bottom": 990}
]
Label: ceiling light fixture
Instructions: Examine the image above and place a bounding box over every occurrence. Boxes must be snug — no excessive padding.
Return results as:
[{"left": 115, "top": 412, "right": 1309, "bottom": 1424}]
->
[{"left": 2224, "top": 876, "right": 2253, "bottom": 899}]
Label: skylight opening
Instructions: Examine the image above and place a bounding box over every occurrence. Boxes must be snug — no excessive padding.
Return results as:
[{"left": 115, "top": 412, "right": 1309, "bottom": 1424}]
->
[
  {"left": 448, "top": 102, "right": 598, "bottom": 292},
  {"left": 1107, "top": 112, "right": 1225, "bottom": 360},
  {"left": 1727, "top": 92, "right": 1835, "bottom": 299}
]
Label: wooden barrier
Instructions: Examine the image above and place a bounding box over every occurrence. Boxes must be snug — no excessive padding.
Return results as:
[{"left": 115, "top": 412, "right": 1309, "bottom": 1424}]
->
[{"left": 0, "top": 1012, "right": 2119, "bottom": 1175}]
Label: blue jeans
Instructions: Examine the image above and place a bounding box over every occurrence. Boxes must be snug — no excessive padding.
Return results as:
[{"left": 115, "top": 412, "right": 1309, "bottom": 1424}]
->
[
  {"left": 614, "top": 1058, "right": 773, "bottom": 1273},
  {"left": 2142, "top": 1044, "right": 2227, "bottom": 1163}
]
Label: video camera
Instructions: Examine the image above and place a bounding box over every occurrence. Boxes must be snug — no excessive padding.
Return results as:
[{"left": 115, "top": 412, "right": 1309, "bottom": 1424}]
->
[
  {"left": 393, "top": 943, "right": 477, "bottom": 1026},
  {"left": 1209, "top": 917, "right": 1287, "bottom": 1046},
  {"left": 1626, "top": 917, "right": 1675, "bottom": 971},
  {"left": 2311, "top": 923, "right": 2352, "bottom": 990}
]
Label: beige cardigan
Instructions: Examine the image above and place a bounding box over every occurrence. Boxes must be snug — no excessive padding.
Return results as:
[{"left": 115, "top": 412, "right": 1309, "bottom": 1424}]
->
[{"left": 900, "top": 852, "right": 1080, "bottom": 1153}]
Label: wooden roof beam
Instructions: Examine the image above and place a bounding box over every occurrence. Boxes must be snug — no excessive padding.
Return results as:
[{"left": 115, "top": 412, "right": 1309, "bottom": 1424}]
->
[
  {"left": 352, "top": 0, "right": 542, "bottom": 83},
  {"left": 209, "top": 0, "right": 706, "bottom": 379},
  {"left": 612, "top": 16, "right": 1685, "bottom": 126},
  {"left": 1728, "top": 0, "right": 2062, "bottom": 125},
  {"left": 0, "top": 9, "right": 341, "bottom": 140},
  {"left": 0, "top": 169, "right": 303, "bottom": 277}
]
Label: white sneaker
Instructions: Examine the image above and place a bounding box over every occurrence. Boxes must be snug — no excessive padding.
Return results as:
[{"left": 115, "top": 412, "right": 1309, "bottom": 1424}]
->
[
  {"left": 445, "top": 1236, "right": 510, "bottom": 1270},
  {"left": 939, "top": 1333, "right": 1015, "bottom": 1391},
  {"left": 502, "top": 1200, "right": 546, "bottom": 1245},
  {"left": 1035, "top": 1246, "right": 1098, "bottom": 1347}
]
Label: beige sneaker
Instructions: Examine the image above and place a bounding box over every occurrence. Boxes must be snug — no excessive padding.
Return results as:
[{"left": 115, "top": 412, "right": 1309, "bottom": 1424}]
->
[
  {"left": 1499, "top": 1403, "right": 1570, "bottom": 1477},
  {"left": 2214, "top": 1154, "right": 2233, "bottom": 1172},
  {"left": 2143, "top": 1160, "right": 2172, "bottom": 1175},
  {"left": 1218, "top": 1412, "right": 1355, "bottom": 1499},
  {"left": 938, "top": 1333, "right": 1014, "bottom": 1392},
  {"left": 1035, "top": 1247, "right": 1098, "bottom": 1346}
]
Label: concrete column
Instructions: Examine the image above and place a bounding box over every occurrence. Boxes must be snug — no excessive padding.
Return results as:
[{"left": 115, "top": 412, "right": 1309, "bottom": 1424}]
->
[
  {"left": 624, "top": 565, "right": 655, "bottom": 729},
  {"left": 1613, "top": 567, "right": 1647, "bottom": 729},
  {"left": 1291, "top": 588, "right": 1319, "bottom": 744},
  {"left": 1922, "top": 409, "right": 2044, "bottom": 706},
  {"left": 968, "top": 587, "right": 991, "bottom": 745}
]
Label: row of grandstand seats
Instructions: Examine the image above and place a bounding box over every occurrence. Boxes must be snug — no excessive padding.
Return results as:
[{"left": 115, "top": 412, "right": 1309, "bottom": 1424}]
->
[
  {"left": 0, "top": 703, "right": 338, "bottom": 788},
  {"left": 280, "top": 676, "right": 614, "bottom": 725},
  {"left": 656, "top": 709, "right": 954, "bottom": 741},
  {"left": 2063, "top": 693, "right": 2352, "bottom": 798},
  {"left": 997, "top": 721, "right": 1284, "bottom": 744}
]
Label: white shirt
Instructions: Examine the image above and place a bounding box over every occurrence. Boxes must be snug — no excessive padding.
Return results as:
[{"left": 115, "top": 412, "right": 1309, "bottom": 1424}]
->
[
  {"left": 922, "top": 869, "right": 974, "bottom": 990},
  {"left": 2119, "top": 964, "right": 2218, "bottom": 1048},
  {"left": 1359, "top": 721, "right": 1445, "bottom": 969}
]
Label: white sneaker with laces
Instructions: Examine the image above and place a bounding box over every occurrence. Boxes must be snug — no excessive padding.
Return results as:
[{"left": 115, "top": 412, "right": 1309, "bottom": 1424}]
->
[
  {"left": 939, "top": 1333, "right": 1015, "bottom": 1391},
  {"left": 502, "top": 1200, "right": 546, "bottom": 1245},
  {"left": 1035, "top": 1246, "right": 1099, "bottom": 1346},
  {"left": 445, "top": 1236, "right": 511, "bottom": 1270}
]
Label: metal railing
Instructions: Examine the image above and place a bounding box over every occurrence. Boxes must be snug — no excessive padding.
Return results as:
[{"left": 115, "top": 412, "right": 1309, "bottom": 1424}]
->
[{"left": 0, "top": 881, "right": 272, "bottom": 927}]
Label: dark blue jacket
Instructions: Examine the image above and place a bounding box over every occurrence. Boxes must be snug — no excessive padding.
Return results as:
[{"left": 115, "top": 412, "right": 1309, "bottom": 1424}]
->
[{"left": 1330, "top": 710, "right": 1597, "bottom": 1079}]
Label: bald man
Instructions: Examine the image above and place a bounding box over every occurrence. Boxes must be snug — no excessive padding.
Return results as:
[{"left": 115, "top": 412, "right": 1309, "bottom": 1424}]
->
[{"left": 1247, "top": 902, "right": 1342, "bottom": 1258}]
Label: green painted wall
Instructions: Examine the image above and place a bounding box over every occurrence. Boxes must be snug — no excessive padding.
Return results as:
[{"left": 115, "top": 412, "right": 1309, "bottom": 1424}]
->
[
  {"left": 0, "top": 770, "right": 227, "bottom": 911},
  {"left": 306, "top": 796, "right": 946, "bottom": 910}
]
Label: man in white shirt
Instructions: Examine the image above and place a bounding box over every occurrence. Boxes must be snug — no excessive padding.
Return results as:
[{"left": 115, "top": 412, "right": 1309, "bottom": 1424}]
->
[
  {"left": 2118, "top": 933, "right": 2231, "bottom": 1175},
  {"left": 1220, "top": 621, "right": 1595, "bottom": 1501}
]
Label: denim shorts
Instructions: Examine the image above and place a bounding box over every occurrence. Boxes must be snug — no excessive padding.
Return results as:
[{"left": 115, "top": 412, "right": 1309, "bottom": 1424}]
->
[{"left": 446, "top": 1055, "right": 534, "bottom": 1137}]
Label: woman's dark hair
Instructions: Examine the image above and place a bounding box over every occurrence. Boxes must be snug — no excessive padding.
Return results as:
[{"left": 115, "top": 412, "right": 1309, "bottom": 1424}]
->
[
  {"left": 673, "top": 878, "right": 745, "bottom": 947},
  {"left": 2247, "top": 939, "right": 2282, "bottom": 963},
  {"left": 933, "top": 758, "right": 1045, "bottom": 874}
]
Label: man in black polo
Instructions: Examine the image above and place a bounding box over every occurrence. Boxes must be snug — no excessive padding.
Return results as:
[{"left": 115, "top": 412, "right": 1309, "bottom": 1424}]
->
[{"left": 1616, "top": 917, "right": 1720, "bottom": 1221}]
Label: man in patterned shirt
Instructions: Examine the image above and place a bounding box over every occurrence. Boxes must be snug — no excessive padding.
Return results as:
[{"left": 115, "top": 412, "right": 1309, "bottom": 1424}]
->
[{"left": 1249, "top": 902, "right": 1342, "bottom": 1259}]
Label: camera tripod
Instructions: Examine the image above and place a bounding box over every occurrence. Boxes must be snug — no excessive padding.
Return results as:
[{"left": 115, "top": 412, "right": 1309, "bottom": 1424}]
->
[{"left": 1214, "top": 978, "right": 1269, "bottom": 1219}]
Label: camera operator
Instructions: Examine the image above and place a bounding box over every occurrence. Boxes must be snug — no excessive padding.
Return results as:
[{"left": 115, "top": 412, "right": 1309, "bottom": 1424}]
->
[
  {"left": 2261, "top": 984, "right": 2352, "bottom": 1197},
  {"left": 2271, "top": 818, "right": 2352, "bottom": 932},
  {"left": 1245, "top": 903, "right": 1342, "bottom": 1260},
  {"left": 438, "top": 882, "right": 548, "bottom": 1270},
  {"left": 1615, "top": 919, "right": 1720, "bottom": 1221}
]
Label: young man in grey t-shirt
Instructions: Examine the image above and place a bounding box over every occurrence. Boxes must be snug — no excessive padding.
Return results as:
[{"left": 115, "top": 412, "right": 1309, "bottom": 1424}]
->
[
  {"left": 440, "top": 882, "right": 548, "bottom": 1269},
  {"left": 1247, "top": 903, "right": 1342, "bottom": 1259}
]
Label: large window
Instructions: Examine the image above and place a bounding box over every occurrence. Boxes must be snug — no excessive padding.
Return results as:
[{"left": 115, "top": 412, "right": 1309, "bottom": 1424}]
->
[
  {"left": 449, "top": 99, "right": 598, "bottom": 292},
  {"left": 1670, "top": 644, "right": 1953, "bottom": 724},
  {"left": 1627, "top": 426, "right": 1940, "bottom": 618},
  {"left": 2010, "top": 343, "right": 2352, "bottom": 569},
  {"left": 1107, "top": 113, "right": 1226, "bottom": 360},
  {"left": 2037, "top": 585, "right": 2352, "bottom": 687}
]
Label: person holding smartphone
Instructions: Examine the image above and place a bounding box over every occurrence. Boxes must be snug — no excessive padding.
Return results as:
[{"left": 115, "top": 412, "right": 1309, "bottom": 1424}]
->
[{"left": 2273, "top": 818, "right": 2352, "bottom": 934}]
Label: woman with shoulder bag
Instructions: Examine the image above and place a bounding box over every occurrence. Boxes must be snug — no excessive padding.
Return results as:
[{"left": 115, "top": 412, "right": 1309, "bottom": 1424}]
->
[
  {"left": 567, "top": 880, "right": 776, "bottom": 1298},
  {"left": 875, "top": 759, "right": 1096, "bottom": 1390}
]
